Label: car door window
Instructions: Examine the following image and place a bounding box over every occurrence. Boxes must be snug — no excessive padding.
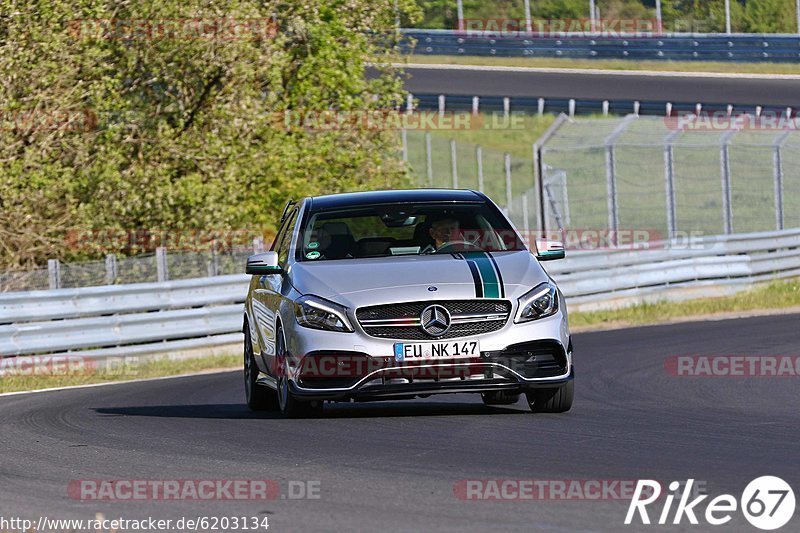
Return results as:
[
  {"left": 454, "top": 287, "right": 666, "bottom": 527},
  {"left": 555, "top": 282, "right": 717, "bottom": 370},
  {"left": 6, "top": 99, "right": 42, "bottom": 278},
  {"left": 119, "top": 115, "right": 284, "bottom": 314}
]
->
[{"left": 276, "top": 208, "right": 298, "bottom": 267}]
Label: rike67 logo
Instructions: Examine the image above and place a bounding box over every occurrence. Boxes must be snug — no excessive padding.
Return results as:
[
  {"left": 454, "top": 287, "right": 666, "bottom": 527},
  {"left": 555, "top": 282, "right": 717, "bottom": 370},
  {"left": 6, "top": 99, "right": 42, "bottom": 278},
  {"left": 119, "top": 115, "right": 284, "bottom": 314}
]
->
[{"left": 626, "top": 477, "right": 795, "bottom": 530}]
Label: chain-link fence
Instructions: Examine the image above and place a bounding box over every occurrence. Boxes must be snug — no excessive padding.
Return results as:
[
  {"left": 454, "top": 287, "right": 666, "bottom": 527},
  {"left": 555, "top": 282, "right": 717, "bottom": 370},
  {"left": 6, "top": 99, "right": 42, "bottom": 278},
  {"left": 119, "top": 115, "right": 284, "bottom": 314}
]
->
[
  {"left": 404, "top": 129, "right": 537, "bottom": 233},
  {"left": 539, "top": 115, "right": 800, "bottom": 237},
  {"left": 405, "top": 114, "right": 800, "bottom": 239},
  {"left": 0, "top": 248, "right": 255, "bottom": 293}
]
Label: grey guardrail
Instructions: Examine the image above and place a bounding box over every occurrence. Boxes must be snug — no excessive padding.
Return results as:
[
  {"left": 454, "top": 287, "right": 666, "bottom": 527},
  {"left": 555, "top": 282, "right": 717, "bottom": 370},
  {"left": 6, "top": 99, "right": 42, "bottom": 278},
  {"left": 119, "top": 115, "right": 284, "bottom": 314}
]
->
[
  {"left": 402, "top": 29, "right": 800, "bottom": 62},
  {"left": 1, "top": 228, "right": 798, "bottom": 362}
]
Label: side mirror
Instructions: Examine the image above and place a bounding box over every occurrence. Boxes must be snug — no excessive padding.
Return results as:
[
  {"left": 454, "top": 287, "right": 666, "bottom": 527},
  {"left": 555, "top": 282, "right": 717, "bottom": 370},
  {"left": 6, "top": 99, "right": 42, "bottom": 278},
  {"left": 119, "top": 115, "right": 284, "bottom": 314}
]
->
[
  {"left": 246, "top": 252, "right": 283, "bottom": 275},
  {"left": 534, "top": 239, "right": 565, "bottom": 261}
]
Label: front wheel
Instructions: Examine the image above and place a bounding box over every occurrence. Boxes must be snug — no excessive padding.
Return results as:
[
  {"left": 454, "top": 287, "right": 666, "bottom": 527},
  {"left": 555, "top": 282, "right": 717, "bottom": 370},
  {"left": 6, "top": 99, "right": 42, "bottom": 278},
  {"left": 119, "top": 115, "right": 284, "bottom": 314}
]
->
[
  {"left": 525, "top": 380, "right": 573, "bottom": 413},
  {"left": 276, "top": 325, "right": 323, "bottom": 418},
  {"left": 244, "top": 325, "right": 279, "bottom": 411}
]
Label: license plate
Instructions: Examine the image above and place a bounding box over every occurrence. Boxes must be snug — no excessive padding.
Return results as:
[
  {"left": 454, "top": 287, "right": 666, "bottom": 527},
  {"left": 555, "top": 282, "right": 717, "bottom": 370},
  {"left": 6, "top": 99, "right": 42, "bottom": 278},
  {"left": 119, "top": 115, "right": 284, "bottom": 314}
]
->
[{"left": 393, "top": 340, "right": 480, "bottom": 362}]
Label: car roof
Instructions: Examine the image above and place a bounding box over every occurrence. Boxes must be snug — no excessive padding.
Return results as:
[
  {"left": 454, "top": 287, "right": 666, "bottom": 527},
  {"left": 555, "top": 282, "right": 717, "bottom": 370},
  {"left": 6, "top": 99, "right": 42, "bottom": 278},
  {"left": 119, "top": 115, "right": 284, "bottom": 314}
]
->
[{"left": 307, "top": 189, "right": 486, "bottom": 211}]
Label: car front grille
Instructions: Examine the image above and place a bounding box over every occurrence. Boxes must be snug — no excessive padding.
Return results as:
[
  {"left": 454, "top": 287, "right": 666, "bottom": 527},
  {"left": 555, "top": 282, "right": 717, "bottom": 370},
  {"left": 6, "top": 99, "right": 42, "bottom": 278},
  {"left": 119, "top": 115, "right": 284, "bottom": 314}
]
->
[{"left": 356, "top": 300, "right": 511, "bottom": 340}]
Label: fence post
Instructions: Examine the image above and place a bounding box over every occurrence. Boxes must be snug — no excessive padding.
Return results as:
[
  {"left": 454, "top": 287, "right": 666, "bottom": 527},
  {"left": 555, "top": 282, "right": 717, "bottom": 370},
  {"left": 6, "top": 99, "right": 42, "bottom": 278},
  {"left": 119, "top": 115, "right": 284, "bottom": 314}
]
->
[
  {"left": 604, "top": 144, "right": 619, "bottom": 233},
  {"left": 603, "top": 115, "right": 635, "bottom": 233},
  {"left": 425, "top": 132, "right": 433, "bottom": 186},
  {"left": 438, "top": 94, "right": 445, "bottom": 117},
  {"left": 208, "top": 243, "right": 220, "bottom": 277},
  {"left": 720, "top": 131, "right": 735, "bottom": 234},
  {"left": 252, "top": 236, "right": 265, "bottom": 254},
  {"left": 522, "top": 191, "right": 530, "bottom": 233},
  {"left": 503, "top": 97, "right": 510, "bottom": 118},
  {"left": 523, "top": 0, "right": 532, "bottom": 33},
  {"left": 450, "top": 139, "right": 458, "bottom": 188},
  {"left": 663, "top": 130, "right": 680, "bottom": 240},
  {"left": 532, "top": 143, "right": 543, "bottom": 232},
  {"left": 105, "top": 253, "right": 118, "bottom": 285},
  {"left": 401, "top": 128, "right": 408, "bottom": 162},
  {"left": 773, "top": 131, "right": 790, "bottom": 230},
  {"left": 476, "top": 145, "right": 484, "bottom": 193},
  {"left": 156, "top": 247, "right": 169, "bottom": 282},
  {"left": 472, "top": 96, "right": 479, "bottom": 115},
  {"left": 48, "top": 259, "right": 61, "bottom": 290},
  {"left": 504, "top": 152, "right": 513, "bottom": 215}
]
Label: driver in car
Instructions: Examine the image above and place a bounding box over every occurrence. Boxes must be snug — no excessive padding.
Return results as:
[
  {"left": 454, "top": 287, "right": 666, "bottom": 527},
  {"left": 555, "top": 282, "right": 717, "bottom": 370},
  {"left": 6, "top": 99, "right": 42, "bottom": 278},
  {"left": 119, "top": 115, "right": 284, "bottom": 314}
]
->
[{"left": 423, "top": 217, "right": 468, "bottom": 253}]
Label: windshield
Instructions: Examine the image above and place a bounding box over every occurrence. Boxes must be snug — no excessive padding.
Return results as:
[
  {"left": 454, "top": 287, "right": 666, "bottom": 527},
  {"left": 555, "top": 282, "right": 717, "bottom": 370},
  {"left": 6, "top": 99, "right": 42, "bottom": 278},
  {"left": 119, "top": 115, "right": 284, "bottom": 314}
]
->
[{"left": 297, "top": 203, "right": 526, "bottom": 261}]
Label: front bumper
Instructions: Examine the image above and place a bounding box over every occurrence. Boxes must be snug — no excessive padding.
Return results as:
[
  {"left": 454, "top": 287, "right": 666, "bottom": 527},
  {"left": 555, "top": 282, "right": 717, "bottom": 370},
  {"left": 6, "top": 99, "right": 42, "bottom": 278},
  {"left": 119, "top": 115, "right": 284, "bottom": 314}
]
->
[
  {"left": 280, "top": 305, "right": 572, "bottom": 402},
  {"left": 286, "top": 339, "right": 573, "bottom": 401}
]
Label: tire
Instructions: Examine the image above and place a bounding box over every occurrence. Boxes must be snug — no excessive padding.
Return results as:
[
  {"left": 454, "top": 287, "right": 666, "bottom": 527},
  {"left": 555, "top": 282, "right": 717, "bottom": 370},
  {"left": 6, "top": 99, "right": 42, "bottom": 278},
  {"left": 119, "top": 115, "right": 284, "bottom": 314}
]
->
[
  {"left": 244, "top": 325, "right": 279, "bottom": 411},
  {"left": 275, "top": 325, "right": 323, "bottom": 418},
  {"left": 481, "top": 391, "right": 521, "bottom": 405},
  {"left": 526, "top": 380, "right": 574, "bottom": 413}
]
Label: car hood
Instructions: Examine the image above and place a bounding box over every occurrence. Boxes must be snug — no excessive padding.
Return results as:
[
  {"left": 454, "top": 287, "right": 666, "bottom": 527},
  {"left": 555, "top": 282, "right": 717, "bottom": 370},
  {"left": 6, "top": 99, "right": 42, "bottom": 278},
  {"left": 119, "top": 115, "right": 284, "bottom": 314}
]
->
[{"left": 288, "top": 251, "right": 550, "bottom": 308}]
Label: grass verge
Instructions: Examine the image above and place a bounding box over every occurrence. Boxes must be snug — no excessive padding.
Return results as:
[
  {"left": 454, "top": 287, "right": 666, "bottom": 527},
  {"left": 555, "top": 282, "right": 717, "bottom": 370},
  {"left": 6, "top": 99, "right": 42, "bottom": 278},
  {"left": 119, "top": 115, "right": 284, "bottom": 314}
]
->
[
  {"left": 570, "top": 279, "right": 800, "bottom": 331},
  {"left": 0, "top": 353, "right": 239, "bottom": 394},
  {"left": 405, "top": 55, "right": 800, "bottom": 76}
]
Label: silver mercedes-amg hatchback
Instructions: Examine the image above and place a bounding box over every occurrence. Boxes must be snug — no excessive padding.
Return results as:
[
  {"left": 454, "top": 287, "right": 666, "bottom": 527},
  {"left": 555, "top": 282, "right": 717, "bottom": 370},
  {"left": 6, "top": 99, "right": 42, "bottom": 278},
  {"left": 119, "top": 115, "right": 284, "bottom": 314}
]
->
[{"left": 243, "top": 189, "right": 573, "bottom": 417}]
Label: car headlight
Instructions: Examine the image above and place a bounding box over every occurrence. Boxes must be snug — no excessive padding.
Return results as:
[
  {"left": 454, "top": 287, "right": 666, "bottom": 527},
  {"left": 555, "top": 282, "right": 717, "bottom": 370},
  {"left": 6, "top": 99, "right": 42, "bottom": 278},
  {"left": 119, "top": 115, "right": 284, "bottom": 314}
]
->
[
  {"left": 294, "top": 295, "right": 354, "bottom": 332},
  {"left": 515, "top": 282, "right": 559, "bottom": 323}
]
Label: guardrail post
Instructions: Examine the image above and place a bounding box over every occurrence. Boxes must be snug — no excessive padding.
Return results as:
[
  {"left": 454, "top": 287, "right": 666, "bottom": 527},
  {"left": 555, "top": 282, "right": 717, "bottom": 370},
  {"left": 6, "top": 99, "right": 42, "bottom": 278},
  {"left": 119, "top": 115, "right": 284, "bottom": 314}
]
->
[
  {"left": 156, "top": 247, "right": 169, "bottom": 282},
  {"left": 476, "top": 145, "right": 484, "bottom": 192},
  {"left": 406, "top": 93, "right": 414, "bottom": 114},
  {"left": 602, "top": 100, "right": 609, "bottom": 116},
  {"left": 504, "top": 152, "right": 513, "bottom": 215},
  {"left": 48, "top": 259, "right": 61, "bottom": 290},
  {"left": 438, "top": 94, "right": 445, "bottom": 117},
  {"left": 568, "top": 99, "right": 575, "bottom": 118},
  {"left": 503, "top": 97, "right": 510, "bottom": 118},
  {"left": 450, "top": 139, "right": 458, "bottom": 188},
  {"left": 720, "top": 131, "right": 735, "bottom": 235},
  {"left": 425, "top": 132, "right": 433, "bottom": 186},
  {"left": 538, "top": 98, "right": 545, "bottom": 116},
  {"left": 105, "top": 254, "right": 118, "bottom": 285}
]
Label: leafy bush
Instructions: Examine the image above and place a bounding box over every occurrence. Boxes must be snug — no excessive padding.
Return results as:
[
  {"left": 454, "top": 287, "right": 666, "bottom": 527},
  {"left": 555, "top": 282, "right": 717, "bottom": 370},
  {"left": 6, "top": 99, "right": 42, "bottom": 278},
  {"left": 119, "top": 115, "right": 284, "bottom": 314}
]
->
[{"left": 0, "top": 0, "right": 420, "bottom": 268}]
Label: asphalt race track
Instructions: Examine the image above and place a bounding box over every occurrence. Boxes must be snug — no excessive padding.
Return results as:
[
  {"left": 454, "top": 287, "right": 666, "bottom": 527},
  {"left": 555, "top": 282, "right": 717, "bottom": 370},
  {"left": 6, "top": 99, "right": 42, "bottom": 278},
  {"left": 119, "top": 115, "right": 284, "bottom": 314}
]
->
[
  {"left": 1, "top": 313, "right": 798, "bottom": 532},
  {"left": 402, "top": 64, "right": 800, "bottom": 107}
]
